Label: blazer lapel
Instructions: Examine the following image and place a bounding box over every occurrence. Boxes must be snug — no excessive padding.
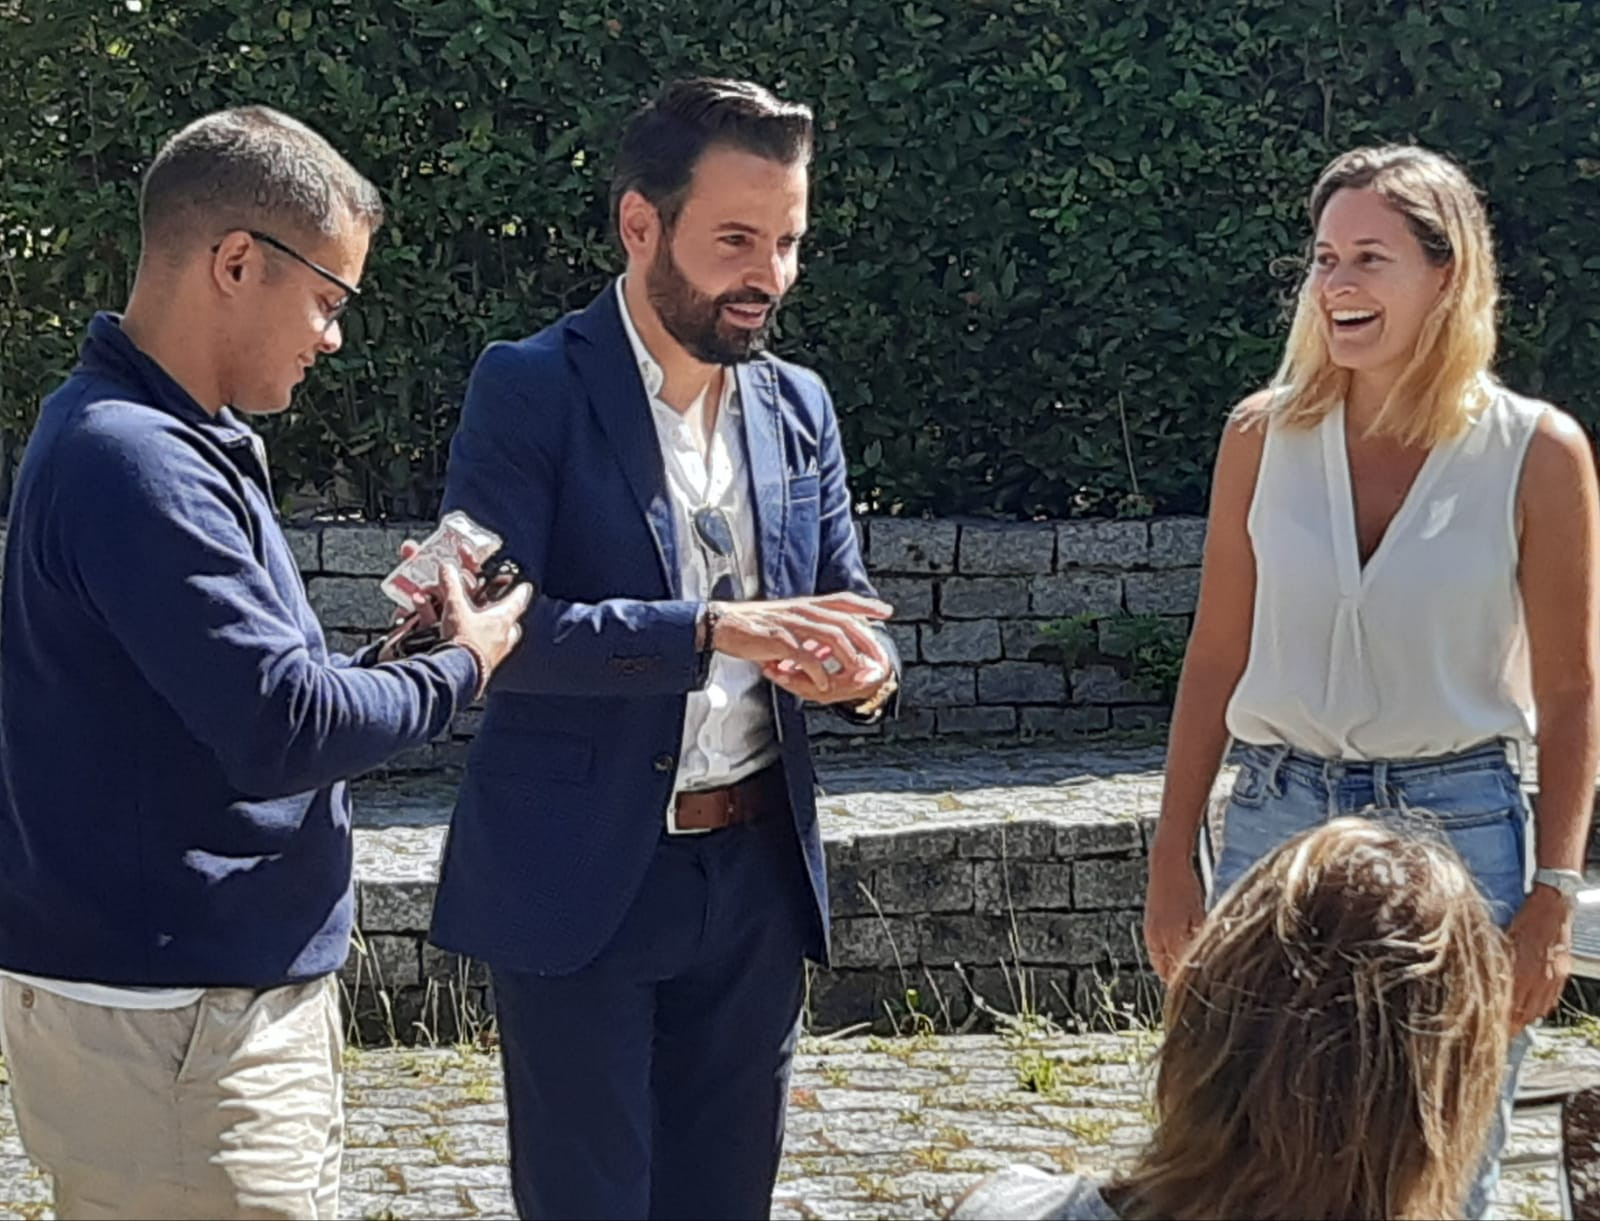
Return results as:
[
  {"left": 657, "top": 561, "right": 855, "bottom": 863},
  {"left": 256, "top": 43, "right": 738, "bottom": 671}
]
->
[
  {"left": 736, "top": 361, "right": 786, "bottom": 598},
  {"left": 568, "top": 288, "right": 680, "bottom": 595}
]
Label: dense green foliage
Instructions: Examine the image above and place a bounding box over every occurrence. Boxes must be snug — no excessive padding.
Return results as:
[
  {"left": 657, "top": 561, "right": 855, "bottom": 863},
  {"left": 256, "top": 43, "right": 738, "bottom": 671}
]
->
[{"left": 3, "top": 0, "right": 1597, "bottom": 519}]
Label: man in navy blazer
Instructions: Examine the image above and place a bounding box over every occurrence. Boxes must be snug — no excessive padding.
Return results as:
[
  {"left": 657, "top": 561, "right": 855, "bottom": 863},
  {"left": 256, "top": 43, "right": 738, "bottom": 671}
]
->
[{"left": 429, "top": 78, "right": 900, "bottom": 1219}]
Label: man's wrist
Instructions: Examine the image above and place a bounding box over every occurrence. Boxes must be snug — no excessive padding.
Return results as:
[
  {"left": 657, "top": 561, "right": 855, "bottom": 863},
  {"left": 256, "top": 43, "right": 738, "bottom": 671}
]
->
[
  {"left": 851, "top": 668, "right": 898, "bottom": 719},
  {"left": 447, "top": 639, "right": 491, "bottom": 702}
]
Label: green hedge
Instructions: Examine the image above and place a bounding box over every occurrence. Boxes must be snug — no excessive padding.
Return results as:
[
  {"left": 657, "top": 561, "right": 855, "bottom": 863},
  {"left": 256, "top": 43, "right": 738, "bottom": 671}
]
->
[{"left": 3, "top": 0, "right": 1598, "bottom": 519}]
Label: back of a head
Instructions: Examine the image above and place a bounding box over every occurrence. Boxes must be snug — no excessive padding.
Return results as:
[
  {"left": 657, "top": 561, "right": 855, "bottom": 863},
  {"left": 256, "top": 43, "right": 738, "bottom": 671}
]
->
[
  {"left": 139, "top": 106, "right": 383, "bottom": 266},
  {"left": 608, "top": 77, "right": 813, "bottom": 239},
  {"left": 1118, "top": 818, "right": 1511, "bottom": 1221}
]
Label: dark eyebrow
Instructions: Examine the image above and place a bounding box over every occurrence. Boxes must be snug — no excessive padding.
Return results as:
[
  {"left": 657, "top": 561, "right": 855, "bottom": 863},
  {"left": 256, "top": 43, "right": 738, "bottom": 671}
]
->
[
  {"left": 713, "top": 221, "right": 808, "bottom": 240},
  {"left": 1314, "top": 237, "right": 1394, "bottom": 250}
]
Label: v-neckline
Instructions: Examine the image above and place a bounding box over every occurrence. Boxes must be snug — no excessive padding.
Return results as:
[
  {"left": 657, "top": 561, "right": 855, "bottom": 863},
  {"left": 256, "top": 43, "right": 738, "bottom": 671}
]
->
[{"left": 1323, "top": 402, "right": 1456, "bottom": 596}]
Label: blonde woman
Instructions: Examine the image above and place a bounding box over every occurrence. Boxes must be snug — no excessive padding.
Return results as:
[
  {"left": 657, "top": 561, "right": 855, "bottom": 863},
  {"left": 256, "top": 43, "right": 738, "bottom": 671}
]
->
[
  {"left": 954, "top": 819, "right": 1513, "bottom": 1220},
  {"left": 1142, "top": 144, "right": 1600, "bottom": 1217}
]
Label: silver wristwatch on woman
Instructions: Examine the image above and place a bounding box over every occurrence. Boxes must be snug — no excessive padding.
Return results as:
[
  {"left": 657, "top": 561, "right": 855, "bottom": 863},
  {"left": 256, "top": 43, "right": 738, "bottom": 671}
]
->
[{"left": 1532, "top": 867, "right": 1586, "bottom": 905}]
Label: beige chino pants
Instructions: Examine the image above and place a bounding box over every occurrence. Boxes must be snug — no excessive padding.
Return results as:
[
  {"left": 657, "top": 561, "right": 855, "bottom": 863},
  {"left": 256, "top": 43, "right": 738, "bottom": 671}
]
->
[{"left": 0, "top": 975, "right": 343, "bottom": 1220}]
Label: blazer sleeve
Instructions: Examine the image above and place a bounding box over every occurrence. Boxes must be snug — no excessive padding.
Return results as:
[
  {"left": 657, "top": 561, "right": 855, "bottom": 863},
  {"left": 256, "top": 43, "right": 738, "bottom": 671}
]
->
[
  {"left": 441, "top": 340, "right": 707, "bottom": 698},
  {"left": 807, "top": 376, "right": 902, "bottom": 724}
]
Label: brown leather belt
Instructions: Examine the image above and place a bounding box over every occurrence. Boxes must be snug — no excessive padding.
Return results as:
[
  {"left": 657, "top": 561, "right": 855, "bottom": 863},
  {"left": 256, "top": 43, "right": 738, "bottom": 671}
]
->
[{"left": 673, "top": 764, "right": 788, "bottom": 832}]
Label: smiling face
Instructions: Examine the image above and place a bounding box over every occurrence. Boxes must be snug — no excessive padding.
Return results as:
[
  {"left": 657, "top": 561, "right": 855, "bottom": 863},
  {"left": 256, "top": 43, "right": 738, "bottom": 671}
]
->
[
  {"left": 626, "top": 144, "right": 807, "bottom": 366},
  {"left": 1312, "top": 187, "right": 1452, "bottom": 384}
]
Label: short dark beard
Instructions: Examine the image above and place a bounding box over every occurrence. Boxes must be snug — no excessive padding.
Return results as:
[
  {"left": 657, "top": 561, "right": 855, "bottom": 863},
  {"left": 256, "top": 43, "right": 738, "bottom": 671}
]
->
[{"left": 645, "top": 237, "right": 780, "bottom": 365}]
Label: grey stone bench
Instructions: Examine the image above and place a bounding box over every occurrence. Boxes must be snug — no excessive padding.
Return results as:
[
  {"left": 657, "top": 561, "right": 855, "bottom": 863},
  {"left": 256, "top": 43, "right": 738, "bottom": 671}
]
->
[{"left": 344, "top": 741, "right": 1170, "bottom": 1042}]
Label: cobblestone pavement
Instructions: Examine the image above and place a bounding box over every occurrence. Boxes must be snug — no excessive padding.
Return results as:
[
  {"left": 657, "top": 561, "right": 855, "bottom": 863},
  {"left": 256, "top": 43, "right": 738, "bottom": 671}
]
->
[{"left": 2, "top": 1024, "right": 1593, "bottom": 1219}]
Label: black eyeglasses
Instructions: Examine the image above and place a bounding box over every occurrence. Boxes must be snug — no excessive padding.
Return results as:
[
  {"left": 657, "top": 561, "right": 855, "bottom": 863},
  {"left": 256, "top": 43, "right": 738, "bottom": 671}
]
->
[
  {"left": 693, "top": 506, "right": 744, "bottom": 601},
  {"left": 213, "top": 229, "right": 361, "bottom": 328}
]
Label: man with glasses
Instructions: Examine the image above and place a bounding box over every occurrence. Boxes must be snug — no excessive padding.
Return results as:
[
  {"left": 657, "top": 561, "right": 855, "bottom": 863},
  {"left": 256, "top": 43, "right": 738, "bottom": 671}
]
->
[
  {"left": 0, "top": 106, "right": 532, "bottom": 1219},
  {"left": 430, "top": 78, "right": 900, "bottom": 1219}
]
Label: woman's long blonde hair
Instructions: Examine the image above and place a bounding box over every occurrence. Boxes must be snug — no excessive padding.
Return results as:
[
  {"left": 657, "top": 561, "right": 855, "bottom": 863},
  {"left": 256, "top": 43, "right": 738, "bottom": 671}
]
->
[
  {"left": 1247, "top": 145, "right": 1499, "bottom": 445},
  {"left": 1112, "top": 818, "right": 1512, "bottom": 1221}
]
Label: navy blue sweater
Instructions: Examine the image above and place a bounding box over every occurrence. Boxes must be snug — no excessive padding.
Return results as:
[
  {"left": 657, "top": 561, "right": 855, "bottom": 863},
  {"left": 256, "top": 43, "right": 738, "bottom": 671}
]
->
[{"left": 0, "top": 315, "right": 479, "bottom": 987}]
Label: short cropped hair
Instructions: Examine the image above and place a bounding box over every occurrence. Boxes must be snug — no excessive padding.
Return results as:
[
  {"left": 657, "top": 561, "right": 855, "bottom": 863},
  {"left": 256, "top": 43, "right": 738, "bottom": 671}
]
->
[
  {"left": 609, "top": 77, "right": 813, "bottom": 235},
  {"left": 140, "top": 106, "right": 383, "bottom": 256}
]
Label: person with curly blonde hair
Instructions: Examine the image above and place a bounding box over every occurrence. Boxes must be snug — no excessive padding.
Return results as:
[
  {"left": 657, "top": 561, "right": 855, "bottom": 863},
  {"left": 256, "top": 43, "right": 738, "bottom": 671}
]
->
[
  {"left": 1143, "top": 144, "right": 1600, "bottom": 1216},
  {"left": 955, "top": 818, "right": 1513, "bottom": 1220}
]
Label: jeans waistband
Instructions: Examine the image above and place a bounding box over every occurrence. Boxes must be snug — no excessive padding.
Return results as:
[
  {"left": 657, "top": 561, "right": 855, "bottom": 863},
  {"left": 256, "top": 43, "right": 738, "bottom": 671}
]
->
[{"left": 1234, "top": 738, "right": 1521, "bottom": 786}]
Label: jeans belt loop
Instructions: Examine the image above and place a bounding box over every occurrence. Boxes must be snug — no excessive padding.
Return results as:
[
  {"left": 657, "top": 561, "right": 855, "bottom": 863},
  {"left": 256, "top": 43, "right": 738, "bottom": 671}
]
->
[
  {"left": 1263, "top": 745, "right": 1289, "bottom": 799},
  {"left": 1371, "top": 759, "right": 1391, "bottom": 812}
]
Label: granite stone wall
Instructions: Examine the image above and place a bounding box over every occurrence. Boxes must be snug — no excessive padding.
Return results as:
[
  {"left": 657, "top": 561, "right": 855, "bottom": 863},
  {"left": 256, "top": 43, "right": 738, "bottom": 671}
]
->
[{"left": 290, "top": 515, "right": 1203, "bottom": 764}]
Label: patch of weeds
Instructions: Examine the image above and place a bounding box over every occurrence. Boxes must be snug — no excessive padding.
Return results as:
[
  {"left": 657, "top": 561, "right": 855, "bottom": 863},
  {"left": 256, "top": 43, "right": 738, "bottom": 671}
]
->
[
  {"left": 853, "top": 1173, "right": 897, "bottom": 1203},
  {"left": 911, "top": 1144, "right": 952, "bottom": 1170},
  {"left": 1511, "top": 1201, "right": 1558, "bottom": 1220},
  {"left": 424, "top": 1129, "right": 456, "bottom": 1159},
  {"left": 896, "top": 1108, "right": 922, "bottom": 1126},
  {"left": 935, "top": 1125, "right": 973, "bottom": 1150},
  {"left": 821, "top": 1064, "right": 850, "bottom": 1088},
  {"left": 463, "top": 1076, "right": 494, "bottom": 1102},
  {"left": 1060, "top": 1114, "right": 1117, "bottom": 1143},
  {"left": 1570, "top": 1010, "right": 1600, "bottom": 1049},
  {"left": 1039, "top": 613, "right": 1096, "bottom": 668},
  {"left": 1015, "top": 1047, "right": 1063, "bottom": 1095},
  {"left": 1015, "top": 1048, "right": 1092, "bottom": 1094}
]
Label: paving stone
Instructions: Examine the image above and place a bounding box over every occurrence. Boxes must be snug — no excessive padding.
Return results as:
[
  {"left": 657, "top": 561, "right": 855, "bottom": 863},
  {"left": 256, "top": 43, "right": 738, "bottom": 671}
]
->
[
  {"left": 1021, "top": 706, "right": 1110, "bottom": 735},
  {"left": 286, "top": 526, "right": 321, "bottom": 571},
  {"left": 886, "top": 622, "right": 920, "bottom": 663},
  {"left": 870, "top": 519, "right": 959, "bottom": 574},
  {"left": 941, "top": 577, "right": 1030, "bottom": 619},
  {"left": 360, "top": 880, "right": 436, "bottom": 932},
  {"left": 1148, "top": 517, "right": 1206, "bottom": 568},
  {"left": 0, "top": 1027, "right": 1575, "bottom": 1218},
  {"left": 921, "top": 619, "right": 1001, "bottom": 664},
  {"left": 978, "top": 661, "right": 1066, "bottom": 705},
  {"left": 958, "top": 524, "right": 1056, "bottom": 575},
  {"left": 937, "top": 706, "right": 1018, "bottom": 735},
  {"left": 872, "top": 577, "right": 935, "bottom": 620},
  {"left": 1123, "top": 569, "right": 1200, "bottom": 614},
  {"left": 1075, "top": 857, "right": 1150, "bottom": 910},
  {"left": 831, "top": 916, "right": 919, "bottom": 968},
  {"left": 902, "top": 665, "right": 977, "bottom": 707},
  {"left": 870, "top": 860, "right": 976, "bottom": 914},
  {"left": 1028, "top": 574, "right": 1124, "bottom": 617},
  {"left": 306, "top": 576, "right": 395, "bottom": 631},
  {"left": 974, "top": 860, "right": 1075, "bottom": 912},
  {"left": 322, "top": 524, "right": 417, "bottom": 576},
  {"left": 1071, "top": 664, "right": 1160, "bottom": 705}
]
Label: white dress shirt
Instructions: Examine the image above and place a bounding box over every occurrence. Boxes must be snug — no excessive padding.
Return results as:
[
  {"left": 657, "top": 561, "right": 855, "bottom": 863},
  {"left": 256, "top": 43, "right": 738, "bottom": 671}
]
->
[{"left": 615, "top": 281, "right": 779, "bottom": 826}]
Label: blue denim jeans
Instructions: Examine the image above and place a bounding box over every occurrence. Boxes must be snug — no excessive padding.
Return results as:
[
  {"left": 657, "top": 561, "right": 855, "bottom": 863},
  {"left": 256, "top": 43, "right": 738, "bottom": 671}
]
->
[{"left": 1213, "top": 739, "right": 1532, "bottom": 1221}]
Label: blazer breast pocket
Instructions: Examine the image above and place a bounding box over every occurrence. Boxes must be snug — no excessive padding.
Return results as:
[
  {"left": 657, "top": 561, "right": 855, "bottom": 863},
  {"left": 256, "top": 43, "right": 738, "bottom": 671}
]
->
[
  {"left": 787, "top": 472, "right": 820, "bottom": 503},
  {"left": 784, "top": 474, "right": 822, "bottom": 585}
]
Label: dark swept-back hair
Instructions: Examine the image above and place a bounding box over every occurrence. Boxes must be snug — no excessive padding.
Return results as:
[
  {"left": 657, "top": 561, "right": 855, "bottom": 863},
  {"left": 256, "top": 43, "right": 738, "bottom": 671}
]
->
[
  {"left": 609, "top": 77, "right": 813, "bottom": 236},
  {"left": 140, "top": 106, "right": 383, "bottom": 257}
]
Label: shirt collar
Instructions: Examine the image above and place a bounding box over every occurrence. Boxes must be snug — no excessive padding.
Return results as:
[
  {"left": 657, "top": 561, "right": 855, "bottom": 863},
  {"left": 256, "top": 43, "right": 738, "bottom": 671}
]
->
[
  {"left": 613, "top": 277, "right": 740, "bottom": 419},
  {"left": 615, "top": 277, "right": 666, "bottom": 400}
]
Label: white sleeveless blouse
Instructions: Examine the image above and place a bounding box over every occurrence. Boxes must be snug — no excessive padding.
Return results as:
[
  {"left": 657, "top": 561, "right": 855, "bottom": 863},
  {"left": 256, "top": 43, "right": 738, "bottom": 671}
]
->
[{"left": 1225, "top": 387, "right": 1546, "bottom": 760}]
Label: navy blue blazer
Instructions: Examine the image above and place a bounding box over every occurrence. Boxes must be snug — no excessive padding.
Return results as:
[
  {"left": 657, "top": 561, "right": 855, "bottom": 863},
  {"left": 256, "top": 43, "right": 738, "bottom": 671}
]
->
[{"left": 429, "top": 286, "right": 894, "bottom": 975}]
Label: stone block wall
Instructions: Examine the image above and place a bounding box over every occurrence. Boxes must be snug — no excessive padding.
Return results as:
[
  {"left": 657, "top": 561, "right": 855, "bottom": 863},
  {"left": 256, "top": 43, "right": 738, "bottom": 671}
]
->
[
  {"left": 345, "top": 812, "right": 1157, "bottom": 1040},
  {"left": 288, "top": 515, "right": 1202, "bottom": 761}
]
